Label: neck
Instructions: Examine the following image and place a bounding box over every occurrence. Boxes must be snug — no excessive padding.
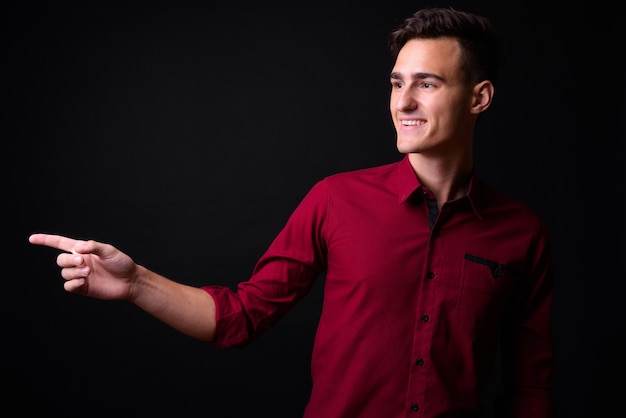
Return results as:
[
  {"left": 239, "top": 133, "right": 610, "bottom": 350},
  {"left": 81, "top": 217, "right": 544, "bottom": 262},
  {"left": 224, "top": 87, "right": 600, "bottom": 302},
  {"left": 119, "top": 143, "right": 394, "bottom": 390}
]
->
[{"left": 407, "top": 153, "right": 473, "bottom": 209}]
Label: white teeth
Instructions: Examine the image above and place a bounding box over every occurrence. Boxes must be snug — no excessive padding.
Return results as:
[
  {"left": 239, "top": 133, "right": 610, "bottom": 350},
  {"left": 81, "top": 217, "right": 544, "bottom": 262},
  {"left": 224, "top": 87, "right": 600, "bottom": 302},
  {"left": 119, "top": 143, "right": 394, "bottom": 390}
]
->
[{"left": 401, "top": 120, "right": 425, "bottom": 126}]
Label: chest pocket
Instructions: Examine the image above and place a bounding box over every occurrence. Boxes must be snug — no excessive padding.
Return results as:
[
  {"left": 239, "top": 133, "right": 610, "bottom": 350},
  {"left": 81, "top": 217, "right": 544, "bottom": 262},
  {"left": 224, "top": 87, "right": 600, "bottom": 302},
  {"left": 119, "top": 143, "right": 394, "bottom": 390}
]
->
[
  {"left": 458, "top": 253, "right": 520, "bottom": 335},
  {"left": 464, "top": 254, "right": 519, "bottom": 282}
]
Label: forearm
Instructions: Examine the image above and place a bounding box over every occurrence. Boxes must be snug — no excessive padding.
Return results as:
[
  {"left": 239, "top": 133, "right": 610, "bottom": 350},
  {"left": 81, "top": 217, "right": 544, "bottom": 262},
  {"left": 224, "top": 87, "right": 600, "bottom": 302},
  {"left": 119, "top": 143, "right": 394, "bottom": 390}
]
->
[{"left": 130, "top": 265, "right": 217, "bottom": 342}]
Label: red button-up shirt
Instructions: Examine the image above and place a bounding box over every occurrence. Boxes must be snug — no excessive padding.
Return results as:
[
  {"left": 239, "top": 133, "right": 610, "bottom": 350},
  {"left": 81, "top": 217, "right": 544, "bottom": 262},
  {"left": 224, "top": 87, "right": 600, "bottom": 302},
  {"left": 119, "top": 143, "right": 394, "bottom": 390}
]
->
[{"left": 203, "top": 155, "right": 555, "bottom": 417}]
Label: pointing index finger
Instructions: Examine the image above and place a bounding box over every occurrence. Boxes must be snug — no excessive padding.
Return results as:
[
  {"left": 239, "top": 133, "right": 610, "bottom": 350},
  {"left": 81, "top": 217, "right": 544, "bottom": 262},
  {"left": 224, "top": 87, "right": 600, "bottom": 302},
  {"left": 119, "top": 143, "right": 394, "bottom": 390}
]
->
[{"left": 29, "top": 233, "right": 83, "bottom": 253}]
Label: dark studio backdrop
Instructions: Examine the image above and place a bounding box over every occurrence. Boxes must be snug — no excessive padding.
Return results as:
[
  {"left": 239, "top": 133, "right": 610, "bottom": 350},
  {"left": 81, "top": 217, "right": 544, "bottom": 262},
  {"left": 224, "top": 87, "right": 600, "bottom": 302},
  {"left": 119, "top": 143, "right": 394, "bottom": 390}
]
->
[{"left": 6, "top": 1, "right": 623, "bottom": 417}]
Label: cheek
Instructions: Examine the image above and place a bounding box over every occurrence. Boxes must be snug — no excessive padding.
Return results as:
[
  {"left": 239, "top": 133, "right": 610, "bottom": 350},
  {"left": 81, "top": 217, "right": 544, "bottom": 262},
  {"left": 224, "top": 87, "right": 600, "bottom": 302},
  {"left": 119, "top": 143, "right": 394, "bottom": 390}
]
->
[
  {"left": 389, "top": 89, "right": 403, "bottom": 107},
  {"left": 389, "top": 99, "right": 399, "bottom": 122},
  {"left": 389, "top": 94, "right": 396, "bottom": 112}
]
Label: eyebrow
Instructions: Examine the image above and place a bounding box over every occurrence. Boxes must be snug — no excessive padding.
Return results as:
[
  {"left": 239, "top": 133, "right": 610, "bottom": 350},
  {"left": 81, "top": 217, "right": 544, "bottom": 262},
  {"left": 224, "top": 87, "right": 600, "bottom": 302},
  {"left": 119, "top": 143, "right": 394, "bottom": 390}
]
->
[{"left": 389, "top": 71, "right": 445, "bottom": 82}]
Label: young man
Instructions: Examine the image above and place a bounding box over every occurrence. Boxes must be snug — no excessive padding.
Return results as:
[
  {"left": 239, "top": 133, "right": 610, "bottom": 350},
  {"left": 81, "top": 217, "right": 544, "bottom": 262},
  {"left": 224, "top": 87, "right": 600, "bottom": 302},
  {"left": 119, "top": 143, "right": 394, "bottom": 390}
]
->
[{"left": 29, "top": 7, "right": 555, "bottom": 417}]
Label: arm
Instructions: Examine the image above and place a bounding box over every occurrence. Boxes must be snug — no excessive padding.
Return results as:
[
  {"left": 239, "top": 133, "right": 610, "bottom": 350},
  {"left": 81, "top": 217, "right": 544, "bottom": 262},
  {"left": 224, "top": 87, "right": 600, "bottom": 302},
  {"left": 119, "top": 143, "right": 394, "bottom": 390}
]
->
[
  {"left": 496, "top": 224, "right": 556, "bottom": 418},
  {"left": 28, "top": 233, "right": 216, "bottom": 342}
]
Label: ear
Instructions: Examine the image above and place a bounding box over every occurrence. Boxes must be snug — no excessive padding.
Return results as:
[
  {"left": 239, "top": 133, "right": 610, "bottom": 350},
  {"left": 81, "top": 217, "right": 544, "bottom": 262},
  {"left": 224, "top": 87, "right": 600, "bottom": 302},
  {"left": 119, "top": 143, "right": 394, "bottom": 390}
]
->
[{"left": 470, "top": 80, "right": 495, "bottom": 115}]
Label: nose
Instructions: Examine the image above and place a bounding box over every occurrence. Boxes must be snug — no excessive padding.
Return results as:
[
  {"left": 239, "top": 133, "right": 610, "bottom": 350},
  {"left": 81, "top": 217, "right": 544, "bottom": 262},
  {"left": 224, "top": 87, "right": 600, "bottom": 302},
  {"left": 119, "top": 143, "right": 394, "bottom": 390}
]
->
[{"left": 395, "top": 89, "right": 417, "bottom": 111}]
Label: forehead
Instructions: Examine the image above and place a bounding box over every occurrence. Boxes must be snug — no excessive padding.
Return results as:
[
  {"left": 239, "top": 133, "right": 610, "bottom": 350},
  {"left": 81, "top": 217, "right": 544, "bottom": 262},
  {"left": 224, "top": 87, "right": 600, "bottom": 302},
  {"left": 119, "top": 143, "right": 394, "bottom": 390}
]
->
[{"left": 392, "top": 37, "right": 462, "bottom": 78}]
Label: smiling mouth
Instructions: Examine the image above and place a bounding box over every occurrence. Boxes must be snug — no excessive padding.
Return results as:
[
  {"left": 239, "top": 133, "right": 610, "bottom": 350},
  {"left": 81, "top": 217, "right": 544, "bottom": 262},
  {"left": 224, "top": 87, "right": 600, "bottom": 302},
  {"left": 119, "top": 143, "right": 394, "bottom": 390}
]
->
[{"left": 401, "top": 120, "right": 425, "bottom": 126}]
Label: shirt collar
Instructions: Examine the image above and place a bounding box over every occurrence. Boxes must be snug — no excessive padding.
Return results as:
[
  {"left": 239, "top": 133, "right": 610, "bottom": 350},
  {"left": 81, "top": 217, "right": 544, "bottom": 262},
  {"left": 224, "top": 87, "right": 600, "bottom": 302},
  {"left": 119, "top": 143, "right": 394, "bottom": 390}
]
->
[
  {"left": 395, "top": 154, "right": 484, "bottom": 220},
  {"left": 397, "top": 154, "right": 423, "bottom": 204},
  {"left": 465, "top": 173, "right": 484, "bottom": 220}
]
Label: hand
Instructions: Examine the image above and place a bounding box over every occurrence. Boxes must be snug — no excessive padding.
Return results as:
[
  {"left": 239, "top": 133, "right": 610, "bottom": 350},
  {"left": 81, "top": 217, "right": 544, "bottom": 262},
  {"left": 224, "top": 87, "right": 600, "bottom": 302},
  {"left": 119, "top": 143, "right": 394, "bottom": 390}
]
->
[{"left": 29, "top": 233, "right": 138, "bottom": 301}]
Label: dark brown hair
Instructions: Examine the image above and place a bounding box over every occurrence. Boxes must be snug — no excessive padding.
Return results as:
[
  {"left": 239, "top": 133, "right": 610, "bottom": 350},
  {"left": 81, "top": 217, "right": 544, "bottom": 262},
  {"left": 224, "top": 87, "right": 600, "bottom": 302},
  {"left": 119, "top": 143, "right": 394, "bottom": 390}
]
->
[{"left": 388, "top": 7, "right": 501, "bottom": 85}]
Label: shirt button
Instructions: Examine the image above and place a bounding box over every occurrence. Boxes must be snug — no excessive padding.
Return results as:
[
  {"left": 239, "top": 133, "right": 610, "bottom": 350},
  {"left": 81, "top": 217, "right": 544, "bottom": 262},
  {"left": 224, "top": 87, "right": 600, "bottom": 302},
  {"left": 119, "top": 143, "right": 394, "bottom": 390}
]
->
[
  {"left": 427, "top": 271, "right": 435, "bottom": 279},
  {"left": 410, "top": 402, "right": 419, "bottom": 412},
  {"left": 416, "top": 358, "right": 424, "bottom": 366},
  {"left": 421, "top": 314, "right": 429, "bottom": 322}
]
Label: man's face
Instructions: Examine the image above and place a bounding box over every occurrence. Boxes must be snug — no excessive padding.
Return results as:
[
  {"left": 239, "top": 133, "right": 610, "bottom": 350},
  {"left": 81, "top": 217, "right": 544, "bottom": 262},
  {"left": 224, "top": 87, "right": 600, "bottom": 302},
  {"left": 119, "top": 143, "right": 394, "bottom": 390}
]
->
[{"left": 390, "top": 37, "right": 476, "bottom": 158}]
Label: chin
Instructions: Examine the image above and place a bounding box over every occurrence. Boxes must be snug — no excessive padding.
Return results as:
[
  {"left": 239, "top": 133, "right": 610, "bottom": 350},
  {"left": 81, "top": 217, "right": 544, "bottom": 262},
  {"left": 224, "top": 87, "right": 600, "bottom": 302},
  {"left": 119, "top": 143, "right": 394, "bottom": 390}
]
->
[{"left": 396, "top": 141, "right": 417, "bottom": 154}]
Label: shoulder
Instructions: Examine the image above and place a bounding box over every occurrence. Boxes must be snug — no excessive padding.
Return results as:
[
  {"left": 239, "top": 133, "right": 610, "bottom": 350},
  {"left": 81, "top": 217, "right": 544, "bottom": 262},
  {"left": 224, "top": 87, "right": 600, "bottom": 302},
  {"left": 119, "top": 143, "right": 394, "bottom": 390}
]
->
[
  {"left": 321, "top": 160, "right": 401, "bottom": 187},
  {"left": 476, "top": 180, "right": 550, "bottom": 235},
  {"left": 298, "top": 160, "right": 401, "bottom": 209}
]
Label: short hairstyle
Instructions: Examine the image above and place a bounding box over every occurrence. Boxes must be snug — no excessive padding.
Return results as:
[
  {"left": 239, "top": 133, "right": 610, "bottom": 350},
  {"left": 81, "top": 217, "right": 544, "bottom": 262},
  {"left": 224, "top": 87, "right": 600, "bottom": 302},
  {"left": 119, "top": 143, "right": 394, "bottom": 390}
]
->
[{"left": 388, "top": 7, "right": 501, "bottom": 85}]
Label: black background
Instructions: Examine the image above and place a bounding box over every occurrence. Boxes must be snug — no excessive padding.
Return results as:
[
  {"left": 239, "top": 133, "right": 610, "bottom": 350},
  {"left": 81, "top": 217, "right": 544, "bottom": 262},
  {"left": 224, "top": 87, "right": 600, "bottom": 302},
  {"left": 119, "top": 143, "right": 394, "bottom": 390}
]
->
[{"left": 6, "top": 1, "right": 624, "bottom": 417}]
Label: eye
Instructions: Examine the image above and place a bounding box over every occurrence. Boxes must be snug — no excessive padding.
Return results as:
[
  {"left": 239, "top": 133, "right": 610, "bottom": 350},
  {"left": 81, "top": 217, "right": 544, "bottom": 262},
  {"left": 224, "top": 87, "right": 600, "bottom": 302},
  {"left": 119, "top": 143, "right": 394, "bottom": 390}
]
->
[
  {"left": 422, "top": 82, "right": 434, "bottom": 89},
  {"left": 391, "top": 81, "right": 404, "bottom": 89}
]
